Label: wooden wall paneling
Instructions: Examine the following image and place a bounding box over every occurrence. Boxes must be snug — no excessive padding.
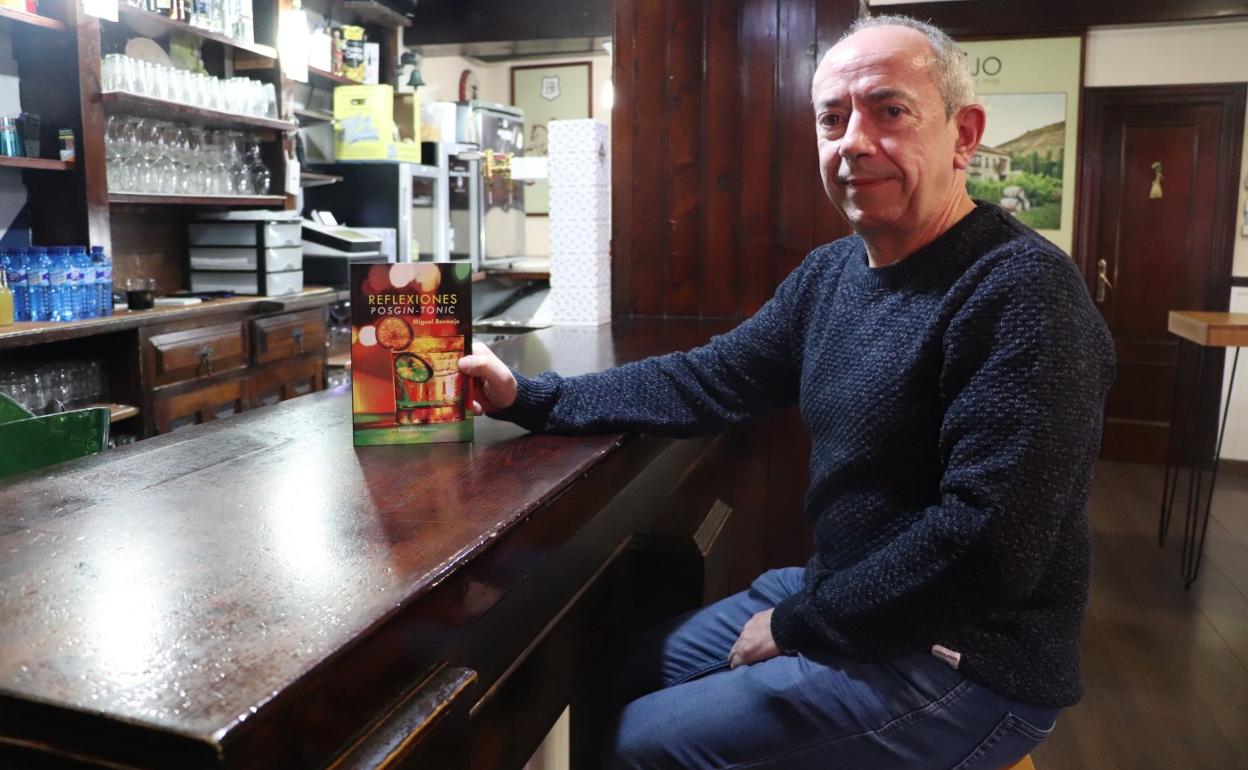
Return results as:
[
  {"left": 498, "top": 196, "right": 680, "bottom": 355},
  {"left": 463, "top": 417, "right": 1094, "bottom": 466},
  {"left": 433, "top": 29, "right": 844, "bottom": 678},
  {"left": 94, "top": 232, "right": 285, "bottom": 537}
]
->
[
  {"left": 610, "top": 0, "right": 636, "bottom": 320},
  {"left": 405, "top": 0, "right": 612, "bottom": 45},
  {"left": 736, "top": 0, "right": 780, "bottom": 316},
  {"left": 812, "top": 0, "right": 857, "bottom": 247},
  {"left": 663, "top": 0, "right": 704, "bottom": 317},
  {"left": 772, "top": 0, "right": 819, "bottom": 291},
  {"left": 71, "top": 3, "right": 111, "bottom": 252},
  {"left": 625, "top": 0, "right": 668, "bottom": 316},
  {"left": 699, "top": 0, "right": 744, "bottom": 318},
  {"left": 613, "top": 0, "right": 857, "bottom": 319},
  {"left": 108, "top": 208, "right": 192, "bottom": 292}
]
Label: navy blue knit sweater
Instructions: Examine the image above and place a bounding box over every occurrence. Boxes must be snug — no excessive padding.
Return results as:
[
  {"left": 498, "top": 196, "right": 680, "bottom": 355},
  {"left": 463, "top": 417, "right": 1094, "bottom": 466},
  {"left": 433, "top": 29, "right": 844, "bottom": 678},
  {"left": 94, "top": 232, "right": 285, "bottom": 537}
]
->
[{"left": 497, "top": 203, "right": 1115, "bottom": 708}]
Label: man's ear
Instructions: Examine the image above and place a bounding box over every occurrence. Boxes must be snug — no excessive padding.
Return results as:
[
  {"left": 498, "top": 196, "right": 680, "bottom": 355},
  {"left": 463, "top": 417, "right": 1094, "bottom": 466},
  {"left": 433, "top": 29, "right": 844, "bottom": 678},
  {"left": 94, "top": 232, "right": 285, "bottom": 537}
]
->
[{"left": 951, "top": 103, "right": 986, "bottom": 170}]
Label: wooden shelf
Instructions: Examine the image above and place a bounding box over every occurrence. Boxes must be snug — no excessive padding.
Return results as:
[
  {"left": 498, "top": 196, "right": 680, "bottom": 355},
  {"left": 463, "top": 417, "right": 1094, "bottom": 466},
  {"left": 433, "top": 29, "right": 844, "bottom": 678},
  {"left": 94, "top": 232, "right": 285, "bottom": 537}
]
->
[
  {"left": 308, "top": 67, "right": 362, "bottom": 87},
  {"left": 300, "top": 171, "right": 342, "bottom": 188},
  {"left": 294, "top": 107, "right": 334, "bottom": 124},
  {"left": 0, "top": 289, "right": 338, "bottom": 351},
  {"left": 326, "top": 353, "right": 351, "bottom": 370},
  {"left": 113, "top": 5, "right": 277, "bottom": 60},
  {"left": 342, "top": 1, "right": 412, "bottom": 27},
  {"left": 0, "top": 7, "right": 66, "bottom": 31},
  {"left": 109, "top": 193, "right": 287, "bottom": 207},
  {"left": 0, "top": 156, "right": 74, "bottom": 171},
  {"left": 87, "top": 403, "right": 141, "bottom": 423},
  {"left": 99, "top": 91, "right": 296, "bottom": 133}
]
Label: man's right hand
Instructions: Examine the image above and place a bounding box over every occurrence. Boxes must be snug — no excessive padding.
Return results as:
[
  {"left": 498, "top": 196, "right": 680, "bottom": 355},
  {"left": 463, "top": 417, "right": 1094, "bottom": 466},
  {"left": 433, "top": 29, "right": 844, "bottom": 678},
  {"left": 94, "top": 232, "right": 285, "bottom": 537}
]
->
[{"left": 457, "top": 342, "right": 518, "bottom": 415}]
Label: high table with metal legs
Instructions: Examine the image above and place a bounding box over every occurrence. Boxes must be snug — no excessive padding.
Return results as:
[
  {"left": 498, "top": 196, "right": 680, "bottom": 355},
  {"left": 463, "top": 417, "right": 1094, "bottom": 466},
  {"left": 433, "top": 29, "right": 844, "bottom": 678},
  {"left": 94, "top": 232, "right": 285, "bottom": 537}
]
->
[{"left": 1159, "top": 311, "right": 1248, "bottom": 588}]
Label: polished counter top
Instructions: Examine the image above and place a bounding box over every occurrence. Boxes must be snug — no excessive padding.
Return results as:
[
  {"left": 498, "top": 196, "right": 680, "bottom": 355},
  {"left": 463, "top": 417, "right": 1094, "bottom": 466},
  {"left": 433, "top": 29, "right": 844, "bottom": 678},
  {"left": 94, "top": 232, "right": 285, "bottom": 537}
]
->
[{"left": 0, "top": 318, "right": 734, "bottom": 769}]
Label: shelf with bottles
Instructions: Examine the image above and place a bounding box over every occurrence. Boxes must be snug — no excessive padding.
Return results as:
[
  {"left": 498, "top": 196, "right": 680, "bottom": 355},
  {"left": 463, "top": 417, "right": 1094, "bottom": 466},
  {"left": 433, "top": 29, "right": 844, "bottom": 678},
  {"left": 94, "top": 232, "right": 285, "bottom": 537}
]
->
[
  {"left": 99, "top": 91, "right": 295, "bottom": 133},
  {"left": 0, "top": 6, "right": 67, "bottom": 32},
  {"left": 0, "top": 359, "right": 117, "bottom": 417},
  {"left": 104, "top": 114, "right": 282, "bottom": 201},
  {"left": 1, "top": 245, "right": 115, "bottom": 328},
  {"left": 114, "top": 2, "right": 277, "bottom": 60}
]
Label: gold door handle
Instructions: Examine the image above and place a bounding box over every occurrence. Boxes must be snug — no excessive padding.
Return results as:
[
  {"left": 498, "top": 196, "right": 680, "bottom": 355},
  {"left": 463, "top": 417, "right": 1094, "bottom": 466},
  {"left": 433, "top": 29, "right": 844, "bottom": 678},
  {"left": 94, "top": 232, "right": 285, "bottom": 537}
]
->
[{"left": 1096, "top": 259, "right": 1114, "bottom": 303}]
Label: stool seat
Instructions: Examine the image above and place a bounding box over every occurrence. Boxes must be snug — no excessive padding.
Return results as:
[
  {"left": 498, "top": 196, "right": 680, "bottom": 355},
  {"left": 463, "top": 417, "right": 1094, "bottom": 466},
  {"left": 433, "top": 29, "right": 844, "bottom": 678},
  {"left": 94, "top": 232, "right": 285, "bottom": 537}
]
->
[{"left": 1003, "top": 756, "right": 1035, "bottom": 770}]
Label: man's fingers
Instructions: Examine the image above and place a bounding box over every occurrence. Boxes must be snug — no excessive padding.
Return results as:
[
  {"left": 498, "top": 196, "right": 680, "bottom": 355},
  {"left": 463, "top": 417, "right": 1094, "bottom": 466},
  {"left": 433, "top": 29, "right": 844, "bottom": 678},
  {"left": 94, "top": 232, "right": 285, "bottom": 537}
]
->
[
  {"left": 471, "top": 400, "right": 484, "bottom": 415},
  {"left": 459, "top": 353, "right": 507, "bottom": 380}
]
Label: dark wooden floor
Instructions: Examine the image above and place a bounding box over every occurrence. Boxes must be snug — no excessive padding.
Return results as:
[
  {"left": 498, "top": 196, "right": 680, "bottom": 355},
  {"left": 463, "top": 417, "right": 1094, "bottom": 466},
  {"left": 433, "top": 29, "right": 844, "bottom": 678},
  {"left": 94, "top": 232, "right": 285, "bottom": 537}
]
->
[{"left": 1034, "top": 461, "right": 1248, "bottom": 770}]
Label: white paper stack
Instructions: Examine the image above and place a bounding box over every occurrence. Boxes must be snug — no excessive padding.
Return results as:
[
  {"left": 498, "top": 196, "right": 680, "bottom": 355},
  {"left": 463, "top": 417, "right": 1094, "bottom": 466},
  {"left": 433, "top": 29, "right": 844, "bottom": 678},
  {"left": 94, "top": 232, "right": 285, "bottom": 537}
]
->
[{"left": 547, "top": 119, "right": 611, "bottom": 326}]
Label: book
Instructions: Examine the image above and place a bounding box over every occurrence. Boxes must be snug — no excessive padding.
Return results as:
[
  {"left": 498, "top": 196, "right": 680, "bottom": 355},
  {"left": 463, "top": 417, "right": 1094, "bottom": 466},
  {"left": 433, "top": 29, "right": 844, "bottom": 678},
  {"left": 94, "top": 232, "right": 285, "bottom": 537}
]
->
[{"left": 350, "top": 262, "right": 474, "bottom": 445}]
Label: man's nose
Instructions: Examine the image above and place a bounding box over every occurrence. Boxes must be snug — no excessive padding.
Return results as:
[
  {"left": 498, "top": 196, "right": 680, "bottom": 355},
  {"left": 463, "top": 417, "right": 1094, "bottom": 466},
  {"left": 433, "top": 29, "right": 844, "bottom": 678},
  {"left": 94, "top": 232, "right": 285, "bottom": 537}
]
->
[{"left": 839, "top": 112, "right": 875, "bottom": 159}]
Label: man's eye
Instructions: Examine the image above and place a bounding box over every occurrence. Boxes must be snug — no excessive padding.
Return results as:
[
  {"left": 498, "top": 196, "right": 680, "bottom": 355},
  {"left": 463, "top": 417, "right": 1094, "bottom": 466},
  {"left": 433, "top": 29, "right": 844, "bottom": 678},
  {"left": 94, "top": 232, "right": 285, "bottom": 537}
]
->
[
  {"left": 884, "top": 106, "right": 904, "bottom": 118},
  {"left": 819, "top": 114, "right": 841, "bottom": 128}
]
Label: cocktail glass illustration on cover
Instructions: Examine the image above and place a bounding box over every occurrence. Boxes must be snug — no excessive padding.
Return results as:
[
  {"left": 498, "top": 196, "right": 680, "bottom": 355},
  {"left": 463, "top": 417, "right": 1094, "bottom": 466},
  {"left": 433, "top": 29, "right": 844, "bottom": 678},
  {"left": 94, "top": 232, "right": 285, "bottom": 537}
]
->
[{"left": 381, "top": 321, "right": 466, "bottom": 425}]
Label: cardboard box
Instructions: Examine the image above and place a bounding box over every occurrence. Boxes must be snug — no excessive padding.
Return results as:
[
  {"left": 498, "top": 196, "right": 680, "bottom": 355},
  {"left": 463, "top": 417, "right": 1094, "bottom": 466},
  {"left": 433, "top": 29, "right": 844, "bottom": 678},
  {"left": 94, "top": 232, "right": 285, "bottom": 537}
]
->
[{"left": 334, "top": 85, "right": 424, "bottom": 163}]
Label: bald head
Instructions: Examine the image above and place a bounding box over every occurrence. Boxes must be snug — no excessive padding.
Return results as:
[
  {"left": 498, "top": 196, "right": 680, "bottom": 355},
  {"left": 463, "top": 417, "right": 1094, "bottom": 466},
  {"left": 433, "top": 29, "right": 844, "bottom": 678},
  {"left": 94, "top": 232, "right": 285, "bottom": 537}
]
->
[{"left": 819, "top": 15, "right": 974, "bottom": 120}]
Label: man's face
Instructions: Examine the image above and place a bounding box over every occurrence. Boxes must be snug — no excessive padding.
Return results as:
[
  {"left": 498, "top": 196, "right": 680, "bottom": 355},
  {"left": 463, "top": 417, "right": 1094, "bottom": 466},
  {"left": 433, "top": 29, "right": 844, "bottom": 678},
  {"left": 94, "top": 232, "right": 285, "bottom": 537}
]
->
[{"left": 812, "top": 27, "right": 969, "bottom": 238}]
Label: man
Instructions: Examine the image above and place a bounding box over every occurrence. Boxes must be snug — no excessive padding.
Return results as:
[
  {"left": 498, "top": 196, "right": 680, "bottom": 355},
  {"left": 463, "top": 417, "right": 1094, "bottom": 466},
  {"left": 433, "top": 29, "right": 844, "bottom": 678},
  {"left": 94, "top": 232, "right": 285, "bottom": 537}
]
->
[{"left": 459, "top": 14, "right": 1114, "bottom": 770}]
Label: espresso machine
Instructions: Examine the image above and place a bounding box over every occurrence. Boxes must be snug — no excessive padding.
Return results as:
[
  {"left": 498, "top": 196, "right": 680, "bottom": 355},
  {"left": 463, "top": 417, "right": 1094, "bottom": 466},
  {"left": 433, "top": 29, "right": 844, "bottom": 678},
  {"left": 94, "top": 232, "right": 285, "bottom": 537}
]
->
[{"left": 472, "top": 102, "right": 526, "bottom": 266}]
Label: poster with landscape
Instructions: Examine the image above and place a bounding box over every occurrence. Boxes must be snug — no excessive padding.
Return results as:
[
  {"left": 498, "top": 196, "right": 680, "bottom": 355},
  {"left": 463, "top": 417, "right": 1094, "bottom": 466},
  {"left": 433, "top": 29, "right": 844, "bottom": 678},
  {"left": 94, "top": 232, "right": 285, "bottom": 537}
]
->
[{"left": 967, "top": 92, "right": 1067, "bottom": 230}]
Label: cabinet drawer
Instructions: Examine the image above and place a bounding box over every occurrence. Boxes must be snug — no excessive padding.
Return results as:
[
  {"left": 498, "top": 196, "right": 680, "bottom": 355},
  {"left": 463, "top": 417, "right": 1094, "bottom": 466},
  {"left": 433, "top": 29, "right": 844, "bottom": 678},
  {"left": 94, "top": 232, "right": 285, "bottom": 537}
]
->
[
  {"left": 252, "top": 309, "right": 327, "bottom": 365},
  {"left": 148, "top": 321, "right": 248, "bottom": 387},
  {"left": 153, "top": 376, "right": 248, "bottom": 434}
]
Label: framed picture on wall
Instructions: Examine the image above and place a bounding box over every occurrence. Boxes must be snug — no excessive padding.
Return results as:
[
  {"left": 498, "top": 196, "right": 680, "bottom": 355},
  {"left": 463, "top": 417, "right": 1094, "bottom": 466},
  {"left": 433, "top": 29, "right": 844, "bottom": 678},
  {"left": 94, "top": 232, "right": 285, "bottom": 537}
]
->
[
  {"left": 510, "top": 61, "right": 593, "bottom": 216},
  {"left": 956, "top": 36, "right": 1083, "bottom": 255}
]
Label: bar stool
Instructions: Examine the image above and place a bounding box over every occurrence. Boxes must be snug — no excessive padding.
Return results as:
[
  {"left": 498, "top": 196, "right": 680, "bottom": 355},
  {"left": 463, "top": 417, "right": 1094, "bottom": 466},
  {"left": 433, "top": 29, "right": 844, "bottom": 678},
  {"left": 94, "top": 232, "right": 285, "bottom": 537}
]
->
[
  {"left": 1157, "top": 311, "right": 1248, "bottom": 587},
  {"left": 1003, "top": 756, "right": 1035, "bottom": 770}
]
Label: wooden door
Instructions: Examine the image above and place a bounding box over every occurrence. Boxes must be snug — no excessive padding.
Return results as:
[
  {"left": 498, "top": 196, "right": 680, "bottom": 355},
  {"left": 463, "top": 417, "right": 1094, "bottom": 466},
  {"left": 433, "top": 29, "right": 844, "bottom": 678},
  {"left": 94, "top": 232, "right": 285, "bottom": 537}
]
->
[{"left": 1077, "top": 85, "right": 1246, "bottom": 463}]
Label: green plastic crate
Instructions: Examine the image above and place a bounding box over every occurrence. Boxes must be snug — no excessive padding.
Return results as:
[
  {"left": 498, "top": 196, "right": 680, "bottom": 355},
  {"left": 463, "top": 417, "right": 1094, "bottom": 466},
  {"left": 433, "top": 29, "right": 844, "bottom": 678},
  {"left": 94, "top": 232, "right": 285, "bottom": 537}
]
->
[{"left": 0, "top": 394, "right": 110, "bottom": 481}]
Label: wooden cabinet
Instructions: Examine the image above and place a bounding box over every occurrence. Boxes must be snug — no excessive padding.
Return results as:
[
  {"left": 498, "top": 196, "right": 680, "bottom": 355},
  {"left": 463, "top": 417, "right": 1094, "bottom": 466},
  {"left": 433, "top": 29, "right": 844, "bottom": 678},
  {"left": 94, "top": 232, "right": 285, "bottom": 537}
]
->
[{"left": 138, "top": 302, "right": 329, "bottom": 435}]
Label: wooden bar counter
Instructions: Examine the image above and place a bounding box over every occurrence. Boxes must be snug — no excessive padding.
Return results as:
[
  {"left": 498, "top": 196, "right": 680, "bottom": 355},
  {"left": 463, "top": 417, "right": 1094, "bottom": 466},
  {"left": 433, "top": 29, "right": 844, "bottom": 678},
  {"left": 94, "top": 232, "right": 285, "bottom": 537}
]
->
[{"left": 0, "top": 319, "right": 783, "bottom": 770}]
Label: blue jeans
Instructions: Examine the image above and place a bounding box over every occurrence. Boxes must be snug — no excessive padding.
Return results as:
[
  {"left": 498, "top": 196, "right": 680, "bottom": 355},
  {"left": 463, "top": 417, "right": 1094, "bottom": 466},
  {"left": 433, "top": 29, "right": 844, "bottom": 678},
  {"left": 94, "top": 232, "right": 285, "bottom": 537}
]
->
[{"left": 606, "top": 568, "right": 1059, "bottom": 769}]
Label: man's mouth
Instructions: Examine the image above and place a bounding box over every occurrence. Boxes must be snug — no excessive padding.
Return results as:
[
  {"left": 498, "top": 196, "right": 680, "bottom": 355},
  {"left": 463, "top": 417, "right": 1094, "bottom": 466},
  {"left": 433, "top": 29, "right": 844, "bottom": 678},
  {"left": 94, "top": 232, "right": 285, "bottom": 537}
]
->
[{"left": 842, "top": 177, "right": 889, "bottom": 188}]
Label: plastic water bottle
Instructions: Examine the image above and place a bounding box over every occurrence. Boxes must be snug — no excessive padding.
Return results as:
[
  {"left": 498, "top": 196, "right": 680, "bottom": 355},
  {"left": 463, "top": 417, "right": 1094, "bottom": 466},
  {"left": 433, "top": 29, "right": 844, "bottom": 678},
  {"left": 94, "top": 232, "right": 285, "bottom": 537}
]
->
[
  {"left": 68, "top": 245, "right": 91, "bottom": 319},
  {"left": 48, "top": 246, "right": 71, "bottom": 321},
  {"left": 8, "top": 248, "right": 29, "bottom": 322},
  {"left": 91, "top": 245, "right": 112, "bottom": 317},
  {"left": 27, "top": 247, "right": 51, "bottom": 322}
]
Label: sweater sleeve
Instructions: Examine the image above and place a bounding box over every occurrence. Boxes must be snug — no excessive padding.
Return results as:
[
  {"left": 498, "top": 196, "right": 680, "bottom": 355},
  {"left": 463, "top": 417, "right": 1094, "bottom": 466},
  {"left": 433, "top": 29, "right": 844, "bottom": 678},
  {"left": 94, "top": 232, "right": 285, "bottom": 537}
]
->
[
  {"left": 771, "top": 251, "right": 1115, "bottom": 653},
  {"left": 490, "top": 253, "right": 818, "bottom": 437}
]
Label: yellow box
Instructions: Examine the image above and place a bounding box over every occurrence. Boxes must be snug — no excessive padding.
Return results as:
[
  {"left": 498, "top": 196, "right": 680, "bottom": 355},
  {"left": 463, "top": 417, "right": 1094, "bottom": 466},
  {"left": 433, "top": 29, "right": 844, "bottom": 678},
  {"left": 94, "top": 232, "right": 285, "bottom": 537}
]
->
[{"left": 334, "top": 85, "right": 424, "bottom": 163}]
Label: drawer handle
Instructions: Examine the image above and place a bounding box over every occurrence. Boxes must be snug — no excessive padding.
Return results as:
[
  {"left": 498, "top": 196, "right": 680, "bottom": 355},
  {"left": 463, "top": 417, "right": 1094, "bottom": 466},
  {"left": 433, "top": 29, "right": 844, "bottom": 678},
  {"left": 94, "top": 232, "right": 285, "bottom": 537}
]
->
[
  {"left": 292, "top": 327, "right": 304, "bottom": 355},
  {"left": 198, "top": 345, "right": 214, "bottom": 375}
]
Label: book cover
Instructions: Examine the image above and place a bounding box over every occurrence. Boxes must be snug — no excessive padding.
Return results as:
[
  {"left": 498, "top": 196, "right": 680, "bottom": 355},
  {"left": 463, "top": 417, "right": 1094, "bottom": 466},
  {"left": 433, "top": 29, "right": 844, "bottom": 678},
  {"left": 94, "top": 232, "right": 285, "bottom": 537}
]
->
[{"left": 350, "top": 262, "right": 473, "bottom": 445}]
